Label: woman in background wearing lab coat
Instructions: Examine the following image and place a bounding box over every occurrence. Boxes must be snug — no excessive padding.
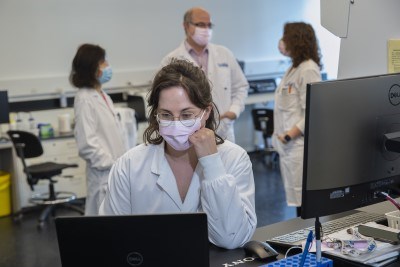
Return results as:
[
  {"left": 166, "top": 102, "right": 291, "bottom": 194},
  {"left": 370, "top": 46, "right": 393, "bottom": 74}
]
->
[
  {"left": 70, "top": 44, "right": 126, "bottom": 215},
  {"left": 99, "top": 59, "right": 257, "bottom": 249},
  {"left": 272, "top": 22, "right": 322, "bottom": 217}
]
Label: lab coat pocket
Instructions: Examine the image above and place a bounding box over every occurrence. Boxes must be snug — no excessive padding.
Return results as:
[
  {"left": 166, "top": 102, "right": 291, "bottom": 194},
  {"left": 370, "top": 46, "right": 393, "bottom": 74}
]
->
[
  {"left": 216, "top": 64, "right": 231, "bottom": 94},
  {"left": 277, "top": 89, "right": 299, "bottom": 111}
]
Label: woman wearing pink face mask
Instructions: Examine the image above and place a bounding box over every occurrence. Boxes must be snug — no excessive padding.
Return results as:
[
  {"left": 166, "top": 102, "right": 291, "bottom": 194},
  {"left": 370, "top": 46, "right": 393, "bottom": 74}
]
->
[
  {"left": 272, "top": 22, "right": 322, "bottom": 217},
  {"left": 100, "top": 59, "right": 257, "bottom": 249}
]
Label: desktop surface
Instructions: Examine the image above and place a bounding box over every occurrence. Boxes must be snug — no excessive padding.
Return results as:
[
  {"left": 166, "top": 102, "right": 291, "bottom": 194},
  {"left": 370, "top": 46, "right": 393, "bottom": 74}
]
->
[
  {"left": 267, "top": 211, "right": 386, "bottom": 247},
  {"left": 210, "top": 200, "right": 400, "bottom": 267}
]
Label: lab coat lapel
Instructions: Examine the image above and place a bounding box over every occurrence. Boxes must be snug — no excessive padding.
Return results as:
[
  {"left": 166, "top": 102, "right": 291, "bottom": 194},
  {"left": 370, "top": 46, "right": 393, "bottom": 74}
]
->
[
  {"left": 91, "top": 89, "right": 120, "bottom": 129},
  {"left": 152, "top": 144, "right": 183, "bottom": 210},
  {"left": 89, "top": 89, "right": 109, "bottom": 113}
]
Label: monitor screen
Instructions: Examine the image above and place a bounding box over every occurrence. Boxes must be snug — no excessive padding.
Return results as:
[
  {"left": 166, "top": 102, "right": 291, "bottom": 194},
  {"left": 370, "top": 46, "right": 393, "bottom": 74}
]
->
[
  {"left": 301, "top": 73, "right": 400, "bottom": 219},
  {"left": 0, "top": 90, "right": 10, "bottom": 124}
]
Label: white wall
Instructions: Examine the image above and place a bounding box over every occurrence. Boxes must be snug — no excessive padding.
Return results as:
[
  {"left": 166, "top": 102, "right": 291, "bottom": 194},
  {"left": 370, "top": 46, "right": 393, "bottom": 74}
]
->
[
  {"left": 303, "top": 0, "right": 340, "bottom": 79},
  {"left": 0, "top": 0, "right": 338, "bottom": 98},
  {"left": 320, "top": 0, "right": 400, "bottom": 79},
  {"left": 337, "top": 0, "right": 400, "bottom": 79}
]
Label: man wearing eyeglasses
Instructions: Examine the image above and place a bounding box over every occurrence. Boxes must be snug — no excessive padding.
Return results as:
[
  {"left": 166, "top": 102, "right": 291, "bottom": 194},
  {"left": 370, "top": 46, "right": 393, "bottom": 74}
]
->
[{"left": 161, "top": 7, "right": 249, "bottom": 143}]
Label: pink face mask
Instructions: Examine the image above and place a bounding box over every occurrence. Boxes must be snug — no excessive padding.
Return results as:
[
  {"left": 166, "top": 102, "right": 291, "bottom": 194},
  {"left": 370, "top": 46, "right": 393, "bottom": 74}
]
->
[
  {"left": 159, "top": 111, "right": 205, "bottom": 151},
  {"left": 278, "top": 39, "right": 289, "bottom": 57}
]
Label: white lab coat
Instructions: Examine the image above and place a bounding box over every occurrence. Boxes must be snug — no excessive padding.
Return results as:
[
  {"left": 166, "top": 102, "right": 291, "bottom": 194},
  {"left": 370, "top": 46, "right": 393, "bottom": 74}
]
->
[
  {"left": 74, "top": 88, "right": 127, "bottom": 215},
  {"left": 99, "top": 141, "right": 257, "bottom": 249},
  {"left": 272, "top": 60, "right": 321, "bottom": 207},
  {"left": 161, "top": 42, "right": 249, "bottom": 142}
]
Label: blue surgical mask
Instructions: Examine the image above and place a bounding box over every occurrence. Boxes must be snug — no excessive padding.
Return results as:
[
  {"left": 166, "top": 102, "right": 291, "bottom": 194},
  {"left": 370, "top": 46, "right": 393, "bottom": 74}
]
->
[{"left": 99, "top": 66, "right": 113, "bottom": 84}]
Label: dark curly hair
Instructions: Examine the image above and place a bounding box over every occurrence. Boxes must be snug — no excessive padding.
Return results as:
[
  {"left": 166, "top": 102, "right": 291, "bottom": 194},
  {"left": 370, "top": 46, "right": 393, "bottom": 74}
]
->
[
  {"left": 70, "top": 44, "right": 105, "bottom": 89},
  {"left": 144, "top": 59, "right": 223, "bottom": 145},
  {"left": 282, "top": 22, "right": 322, "bottom": 69}
]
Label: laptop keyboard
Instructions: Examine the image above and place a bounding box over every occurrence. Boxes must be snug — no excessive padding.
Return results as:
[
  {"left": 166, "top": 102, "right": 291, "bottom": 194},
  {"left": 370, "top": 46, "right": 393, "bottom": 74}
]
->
[{"left": 268, "top": 211, "right": 386, "bottom": 246}]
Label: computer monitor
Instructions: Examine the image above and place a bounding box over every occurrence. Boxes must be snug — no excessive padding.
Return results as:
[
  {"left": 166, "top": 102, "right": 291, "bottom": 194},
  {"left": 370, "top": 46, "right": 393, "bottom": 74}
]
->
[
  {"left": 0, "top": 90, "right": 10, "bottom": 124},
  {"left": 301, "top": 73, "right": 400, "bottom": 220}
]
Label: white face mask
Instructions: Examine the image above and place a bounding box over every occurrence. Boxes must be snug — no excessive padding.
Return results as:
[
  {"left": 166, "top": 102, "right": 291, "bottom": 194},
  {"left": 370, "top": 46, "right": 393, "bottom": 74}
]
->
[{"left": 192, "top": 27, "right": 212, "bottom": 46}]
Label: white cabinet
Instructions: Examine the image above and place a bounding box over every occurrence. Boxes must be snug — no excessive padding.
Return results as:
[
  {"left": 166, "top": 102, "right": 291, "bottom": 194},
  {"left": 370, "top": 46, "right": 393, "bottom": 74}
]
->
[{"left": 12, "top": 137, "right": 86, "bottom": 211}]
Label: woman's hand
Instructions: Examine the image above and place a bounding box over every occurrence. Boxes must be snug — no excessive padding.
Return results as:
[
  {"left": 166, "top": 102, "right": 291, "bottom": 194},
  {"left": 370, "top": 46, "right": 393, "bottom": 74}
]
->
[
  {"left": 189, "top": 128, "right": 218, "bottom": 158},
  {"left": 277, "top": 134, "right": 289, "bottom": 144},
  {"left": 277, "top": 126, "right": 302, "bottom": 144},
  {"left": 220, "top": 111, "right": 237, "bottom": 120}
]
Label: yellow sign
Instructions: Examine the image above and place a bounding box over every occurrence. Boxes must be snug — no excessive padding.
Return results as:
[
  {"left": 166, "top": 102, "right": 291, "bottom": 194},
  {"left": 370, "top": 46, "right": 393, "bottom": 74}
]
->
[{"left": 388, "top": 39, "right": 400, "bottom": 73}]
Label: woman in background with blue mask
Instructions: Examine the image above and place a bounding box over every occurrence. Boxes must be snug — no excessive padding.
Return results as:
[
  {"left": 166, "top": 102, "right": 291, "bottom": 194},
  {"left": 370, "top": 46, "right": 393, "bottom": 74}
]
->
[
  {"left": 100, "top": 59, "right": 257, "bottom": 249},
  {"left": 70, "top": 44, "right": 127, "bottom": 215}
]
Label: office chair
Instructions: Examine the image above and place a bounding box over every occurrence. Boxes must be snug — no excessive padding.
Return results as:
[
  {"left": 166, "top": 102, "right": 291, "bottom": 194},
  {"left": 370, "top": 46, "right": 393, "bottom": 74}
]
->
[
  {"left": 251, "top": 108, "right": 279, "bottom": 168},
  {"left": 7, "top": 130, "right": 84, "bottom": 229},
  {"left": 127, "top": 94, "right": 147, "bottom": 123}
]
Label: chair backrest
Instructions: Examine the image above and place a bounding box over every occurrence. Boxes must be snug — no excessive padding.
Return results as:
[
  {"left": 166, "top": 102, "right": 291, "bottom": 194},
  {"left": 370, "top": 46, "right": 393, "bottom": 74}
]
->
[
  {"left": 7, "top": 130, "right": 44, "bottom": 158},
  {"left": 251, "top": 108, "right": 274, "bottom": 137},
  {"left": 127, "top": 94, "right": 147, "bottom": 122}
]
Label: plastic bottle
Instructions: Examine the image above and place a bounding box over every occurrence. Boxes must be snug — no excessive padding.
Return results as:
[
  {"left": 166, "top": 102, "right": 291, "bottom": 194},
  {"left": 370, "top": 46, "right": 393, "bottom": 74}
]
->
[
  {"left": 59, "top": 89, "right": 67, "bottom": 108},
  {"left": 8, "top": 113, "right": 16, "bottom": 130}
]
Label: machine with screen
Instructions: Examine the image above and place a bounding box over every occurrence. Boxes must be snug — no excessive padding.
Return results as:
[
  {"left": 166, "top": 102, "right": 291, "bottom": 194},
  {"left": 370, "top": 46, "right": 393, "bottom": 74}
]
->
[{"left": 302, "top": 73, "right": 400, "bottom": 220}]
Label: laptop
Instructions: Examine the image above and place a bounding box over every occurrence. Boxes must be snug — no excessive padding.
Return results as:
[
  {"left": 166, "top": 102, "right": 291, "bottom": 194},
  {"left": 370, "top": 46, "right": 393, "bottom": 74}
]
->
[{"left": 55, "top": 213, "right": 209, "bottom": 267}]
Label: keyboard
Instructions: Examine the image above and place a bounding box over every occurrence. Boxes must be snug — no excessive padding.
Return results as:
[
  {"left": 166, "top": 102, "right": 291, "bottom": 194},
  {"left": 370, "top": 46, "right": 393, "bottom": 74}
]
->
[{"left": 267, "top": 211, "right": 386, "bottom": 247}]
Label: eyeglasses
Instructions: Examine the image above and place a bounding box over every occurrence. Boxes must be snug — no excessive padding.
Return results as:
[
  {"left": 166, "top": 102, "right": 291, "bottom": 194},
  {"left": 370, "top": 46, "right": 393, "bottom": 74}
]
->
[
  {"left": 189, "top": 22, "right": 214, "bottom": 29},
  {"left": 156, "top": 110, "right": 204, "bottom": 127}
]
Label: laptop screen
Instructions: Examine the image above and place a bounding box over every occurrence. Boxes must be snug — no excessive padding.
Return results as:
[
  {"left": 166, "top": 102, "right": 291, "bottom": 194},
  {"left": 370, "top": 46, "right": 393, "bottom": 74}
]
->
[{"left": 55, "top": 213, "right": 209, "bottom": 267}]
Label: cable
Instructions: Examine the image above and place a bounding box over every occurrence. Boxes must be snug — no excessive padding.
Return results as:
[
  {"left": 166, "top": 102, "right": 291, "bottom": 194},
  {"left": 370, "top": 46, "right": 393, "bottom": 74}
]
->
[
  {"left": 378, "top": 192, "right": 400, "bottom": 211},
  {"left": 284, "top": 246, "right": 302, "bottom": 258}
]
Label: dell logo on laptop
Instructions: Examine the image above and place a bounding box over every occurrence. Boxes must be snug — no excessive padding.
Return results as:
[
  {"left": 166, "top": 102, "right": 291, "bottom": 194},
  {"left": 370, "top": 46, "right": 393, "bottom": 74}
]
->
[
  {"left": 127, "top": 252, "right": 144, "bottom": 266},
  {"left": 389, "top": 84, "right": 400, "bottom": 106}
]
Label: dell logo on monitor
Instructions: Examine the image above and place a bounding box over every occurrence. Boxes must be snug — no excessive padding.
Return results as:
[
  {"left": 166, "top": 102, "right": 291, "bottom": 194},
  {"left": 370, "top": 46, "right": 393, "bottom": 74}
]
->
[
  {"left": 389, "top": 84, "right": 400, "bottom": 106},
  {"left": 127, "top": 252, "right": 144, "bottom": 266}
]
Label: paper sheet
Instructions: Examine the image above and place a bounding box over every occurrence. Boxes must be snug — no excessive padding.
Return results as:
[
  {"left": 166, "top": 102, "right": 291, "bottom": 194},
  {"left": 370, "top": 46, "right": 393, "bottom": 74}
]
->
[
  {"left": 388, "top": 39, "right": 400, "bottom": 73},
  {"left": 313, "top": 228, "right": 400, "bottom": 266}
]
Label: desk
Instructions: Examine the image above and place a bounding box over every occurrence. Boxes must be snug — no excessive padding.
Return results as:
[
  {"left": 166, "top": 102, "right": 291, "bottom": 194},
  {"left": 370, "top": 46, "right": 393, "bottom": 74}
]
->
[
  {"left": 209, "top": 200, "right": 400, "bottom": 267},
  {"left": 245, "top": 92, "right": 275, "bottom": 105}
]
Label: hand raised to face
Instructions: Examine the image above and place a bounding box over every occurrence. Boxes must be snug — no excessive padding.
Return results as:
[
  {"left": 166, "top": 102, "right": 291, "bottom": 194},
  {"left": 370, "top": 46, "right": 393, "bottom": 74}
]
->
[{"left": 189, "top": 127, "right": 217, "bottom": 158}]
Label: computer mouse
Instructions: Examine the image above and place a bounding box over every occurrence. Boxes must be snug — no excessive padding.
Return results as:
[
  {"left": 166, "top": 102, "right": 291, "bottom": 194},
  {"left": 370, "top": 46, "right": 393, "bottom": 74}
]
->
[{"left": 243, "top": 240, "right": 279, "bottom": 260}]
